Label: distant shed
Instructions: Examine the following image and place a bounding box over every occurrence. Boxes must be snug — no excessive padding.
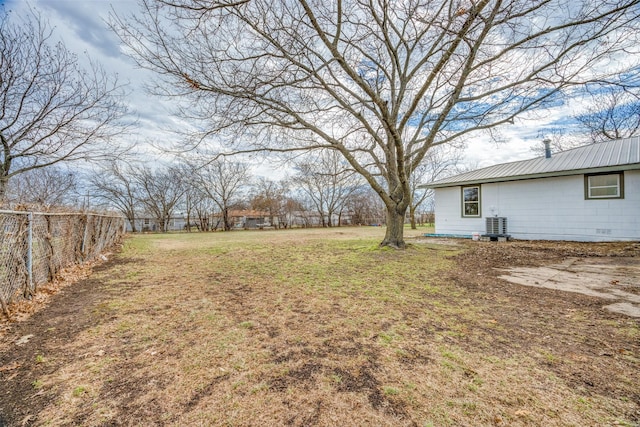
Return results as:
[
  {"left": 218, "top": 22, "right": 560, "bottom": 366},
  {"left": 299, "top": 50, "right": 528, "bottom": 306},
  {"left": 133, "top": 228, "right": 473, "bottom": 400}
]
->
[{"left": 422, "top": 137, "right": 640, "bottom": 241}]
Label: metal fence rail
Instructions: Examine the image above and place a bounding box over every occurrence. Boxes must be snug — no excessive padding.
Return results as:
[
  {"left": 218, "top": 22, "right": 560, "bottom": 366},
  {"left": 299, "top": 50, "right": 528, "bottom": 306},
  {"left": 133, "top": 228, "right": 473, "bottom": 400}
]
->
[{"left": 0, "top": 210, "right": 125, "bottom": 316}]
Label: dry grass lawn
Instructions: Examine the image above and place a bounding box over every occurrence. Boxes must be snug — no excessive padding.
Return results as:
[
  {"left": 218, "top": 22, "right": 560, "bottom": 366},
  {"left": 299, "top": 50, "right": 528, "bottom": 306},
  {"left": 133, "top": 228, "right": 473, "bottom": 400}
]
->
[{"left": 0, "top": 226, "right": 638, "bottom": 426}]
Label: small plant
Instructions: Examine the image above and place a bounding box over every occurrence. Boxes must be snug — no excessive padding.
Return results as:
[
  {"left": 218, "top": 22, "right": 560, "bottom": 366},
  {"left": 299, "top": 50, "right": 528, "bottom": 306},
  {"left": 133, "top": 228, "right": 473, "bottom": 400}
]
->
[
  {"left": 383, "top": 386, "right": 399, "bottom": 396},
  {"left": 72, "top": 386, "right": 88, "bottom": 397},
  {"left": 378, "top": 332, "right": 393, "bottom": 344},
  {"left": 576, "top": 396, "right": 591, "bottom": 409},
  {"left": 250, "top": 382, "right": 269, "bottom": 394},
  {"left": 541, "top": 350, "right": 559, "bottom": 364},
  {"left": 468, "top": 375, "right": 484, "bottom": 392},
  {"left": 239, "top": 321, "right": 255, "bottom": 329},
  {"left": 462, "top": 401, "right": 477, "bottom": 415},
  {"left": 35, "top": 354, "right": 45, "bottom": 364},
  {"left": 32, "top": 379, "right": 43, "bottom": 389}
]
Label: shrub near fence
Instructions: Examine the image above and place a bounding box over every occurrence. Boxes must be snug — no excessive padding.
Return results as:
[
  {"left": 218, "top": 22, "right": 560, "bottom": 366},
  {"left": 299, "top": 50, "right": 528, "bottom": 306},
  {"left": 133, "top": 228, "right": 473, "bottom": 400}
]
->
[{"left": 0, "top": 210, "right": 125, "bottom": 317}]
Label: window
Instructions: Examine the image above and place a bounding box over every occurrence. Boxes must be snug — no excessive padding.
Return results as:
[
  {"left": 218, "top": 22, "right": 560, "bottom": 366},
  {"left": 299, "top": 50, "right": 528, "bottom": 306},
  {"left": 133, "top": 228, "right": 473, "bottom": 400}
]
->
[
  {"left": 585, "top": 173, "right": 623, "bottom": 199},
  {"left": 462, "top": 185, "right": 481, "bottom": 217}
]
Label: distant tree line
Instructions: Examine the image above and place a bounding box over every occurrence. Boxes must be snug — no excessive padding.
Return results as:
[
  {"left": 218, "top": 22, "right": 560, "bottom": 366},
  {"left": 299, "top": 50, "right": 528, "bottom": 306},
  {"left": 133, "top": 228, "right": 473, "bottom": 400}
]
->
[
  {"left": 85, "top": 150, "right": 438, "bottom": 232},
  {"left": 2, "top": 150, "right": 439, "bottom": 232}
]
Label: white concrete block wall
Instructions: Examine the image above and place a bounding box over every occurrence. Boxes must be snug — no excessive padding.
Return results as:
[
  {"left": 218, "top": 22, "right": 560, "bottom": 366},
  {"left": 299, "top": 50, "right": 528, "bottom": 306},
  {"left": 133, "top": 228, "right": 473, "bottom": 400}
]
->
[{"left": 434, "top": 170, "right": 640, "bottom": 241}]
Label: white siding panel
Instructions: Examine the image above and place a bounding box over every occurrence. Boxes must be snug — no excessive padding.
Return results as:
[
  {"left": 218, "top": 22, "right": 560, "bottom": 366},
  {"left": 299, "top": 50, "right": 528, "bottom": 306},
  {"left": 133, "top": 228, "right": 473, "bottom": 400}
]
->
[
  {"left": 434, "top": 170, "right": 640, "bottom": 241},
  {"left": 433, "top": 187, "right": 484, "bottom": 235}
]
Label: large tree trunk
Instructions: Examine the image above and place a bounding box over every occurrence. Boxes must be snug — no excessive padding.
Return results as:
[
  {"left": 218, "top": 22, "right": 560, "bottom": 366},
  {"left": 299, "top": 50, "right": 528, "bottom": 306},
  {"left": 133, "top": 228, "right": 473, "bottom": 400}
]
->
[
  {"left": 223, "top": 208, "right": 231, "bottom": 231},
  {"left": 381, "top": 205, "right": 407, "bottom": 249},
  {"left": 0, "top": 164, "right": 9, "bottom": 204},
  {"left": 409, "top": 205, "right": 417, "bottom": 230},
  {"left": 0, "top": 177, "right": 7, "bottom": 205},
  {"left": 128, "top": 217, "right": 137, "bottom": 233}
]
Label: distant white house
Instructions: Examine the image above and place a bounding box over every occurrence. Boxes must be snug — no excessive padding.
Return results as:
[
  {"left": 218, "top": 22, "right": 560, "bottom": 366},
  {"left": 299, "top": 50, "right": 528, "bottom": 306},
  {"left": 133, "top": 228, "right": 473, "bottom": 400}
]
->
[
  {"left": 127, "top": 215, "right": 188, "bottom": 232},
  {"left": 423, "top": 136, "right": 640, "bottom": 242}
]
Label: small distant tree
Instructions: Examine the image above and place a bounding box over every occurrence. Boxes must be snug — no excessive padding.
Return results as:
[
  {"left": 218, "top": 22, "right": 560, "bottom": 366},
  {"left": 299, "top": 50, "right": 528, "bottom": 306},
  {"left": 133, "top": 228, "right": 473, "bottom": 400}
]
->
[
  {"left": 190, "top": 159, "right": 251, "bottom": 231},
  {"left": 281, "top": 196, "right": 306, "bottom": 228},
  {"left": 6, "top": 166, "right": 79, "bottom": 208},
  {"left": 294, "top": 150, "right": 362, "bottom": 227},
  {"left": 133, "top": 165, "right": 186, "bottom": 232},
  {"left": 346, "top": 187, "right": 386, "bottom": 226},
  {"left": 191, "top": 194, "right": 217, "bottom": 232},
  {"left": 0, "top": 8, "right": 129, "bottom": 201},
  {"left": 250, "top": 178, "right": 290, "bottom": 228},
  {"left": 89, "top": 162, "right": 139, "bottom": 232}
]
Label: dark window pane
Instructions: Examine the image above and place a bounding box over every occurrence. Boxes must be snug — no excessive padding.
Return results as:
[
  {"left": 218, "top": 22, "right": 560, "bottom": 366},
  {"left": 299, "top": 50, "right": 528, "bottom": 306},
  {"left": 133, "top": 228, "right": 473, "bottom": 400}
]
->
[
  {"left": 463, "top": 187, "right": 478, "bottom": 202},
  {"left": 465, "top": 203, "right": 478, "bottom": 216}
]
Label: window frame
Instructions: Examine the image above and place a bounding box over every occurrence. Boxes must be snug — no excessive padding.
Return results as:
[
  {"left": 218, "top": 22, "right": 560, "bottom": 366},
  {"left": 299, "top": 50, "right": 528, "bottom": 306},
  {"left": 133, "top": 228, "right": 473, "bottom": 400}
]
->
[
  {"left": 461, "top": 185, "right": 481, "bottom": 218},
  {"left": 584, "top": 172, "right": 624, "bottom": 200}
]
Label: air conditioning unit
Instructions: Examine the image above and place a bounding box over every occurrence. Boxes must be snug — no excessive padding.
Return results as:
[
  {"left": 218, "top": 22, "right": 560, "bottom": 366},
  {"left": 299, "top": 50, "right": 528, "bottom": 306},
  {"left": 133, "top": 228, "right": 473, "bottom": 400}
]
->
[{"left": 486, "top": 217, "right": 507, "bottom": 235}]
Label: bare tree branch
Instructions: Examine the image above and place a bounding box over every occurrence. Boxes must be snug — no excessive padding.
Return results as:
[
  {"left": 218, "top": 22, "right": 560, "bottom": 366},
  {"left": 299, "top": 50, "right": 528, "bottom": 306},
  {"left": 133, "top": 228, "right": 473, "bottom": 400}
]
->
[{"left": 0, "top": 8, "right": 133, "bottom": 201}]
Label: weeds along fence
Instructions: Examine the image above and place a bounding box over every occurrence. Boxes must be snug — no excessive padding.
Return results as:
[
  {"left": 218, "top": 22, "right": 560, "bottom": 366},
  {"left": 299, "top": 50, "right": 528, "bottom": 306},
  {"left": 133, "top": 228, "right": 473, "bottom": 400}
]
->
[{"left": 0, "top": 210, "right": 125, "bottom": 316}]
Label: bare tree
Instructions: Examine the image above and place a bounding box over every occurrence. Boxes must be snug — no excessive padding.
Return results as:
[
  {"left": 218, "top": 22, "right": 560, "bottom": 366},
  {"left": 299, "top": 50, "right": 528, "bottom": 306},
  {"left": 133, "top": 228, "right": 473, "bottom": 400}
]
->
[
  {"left": 191, "top": 193, "right": 217, "bottom": 231},
  {"left": 113, "top": 0, "right": 639, "bottom": 247},
  {"left": 576, "top": 85, "right": 640, "bottom": 143},
  {"left": 180, "top": 184, "right": 200, "bottom": 232},
  {"left": 530, "top": 85, "right": 640, "bottom": 156},
  {"left": 294, "top": 150, "right": 362, "bottom": 227},
  {"left": 133, "top": 165, "right": 186, "bottom": 232},
  {"left": 281, "top": 196, "right": 306, "bottom": 229},
  {"left": 6, "top": 166, "right": 79, "bottom": 208},
  {"left": 190, "top": 159, "right": 251, "bottom": 231},
  {"left": 345, "top": 187, "right": 386, "bottom": 226},
  {"left": 250, "top": 178, "right": 290, "bottom": 229},
  {"left": 89, "top": 162, "right": 140, "bottom": 232},
  {"left": 0, "top": 9, "right": 131, "bottom": 201}
]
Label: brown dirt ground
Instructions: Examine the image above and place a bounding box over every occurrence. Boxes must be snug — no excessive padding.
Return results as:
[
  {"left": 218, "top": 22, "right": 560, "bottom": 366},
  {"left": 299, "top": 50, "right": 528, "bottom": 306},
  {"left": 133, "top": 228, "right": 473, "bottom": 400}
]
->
[{"left": 0, "top": 237, "right": 638, "bottom": 426}]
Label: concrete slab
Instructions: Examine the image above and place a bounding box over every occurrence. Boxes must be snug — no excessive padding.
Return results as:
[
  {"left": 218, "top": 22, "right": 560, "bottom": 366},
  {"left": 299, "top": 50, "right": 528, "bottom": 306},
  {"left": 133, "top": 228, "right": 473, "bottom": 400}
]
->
[{"left": 499, "top": 257, "right": 640, "bottom": 318}]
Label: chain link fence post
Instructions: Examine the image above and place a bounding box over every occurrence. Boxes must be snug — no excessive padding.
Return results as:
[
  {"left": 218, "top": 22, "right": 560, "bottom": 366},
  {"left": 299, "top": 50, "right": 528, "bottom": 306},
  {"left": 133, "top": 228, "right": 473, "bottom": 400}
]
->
[
  {"left": 0, "top": 210, "right": 124, "bottom": 319},
  {"left": 27, "top": 211, "right": 33, "bottom": 297}
]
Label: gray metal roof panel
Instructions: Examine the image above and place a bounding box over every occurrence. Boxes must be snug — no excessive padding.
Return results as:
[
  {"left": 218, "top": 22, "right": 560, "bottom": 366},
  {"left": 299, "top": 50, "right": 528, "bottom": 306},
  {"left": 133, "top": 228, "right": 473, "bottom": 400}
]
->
[{"left": 425, "top": 136, "right": 640, "bottom": 188}]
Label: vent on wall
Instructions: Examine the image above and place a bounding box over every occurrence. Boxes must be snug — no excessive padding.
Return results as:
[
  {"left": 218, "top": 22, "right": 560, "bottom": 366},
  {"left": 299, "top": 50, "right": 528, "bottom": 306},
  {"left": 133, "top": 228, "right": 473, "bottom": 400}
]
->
[{"left": 486, "top": 217, "right": 508, "bottom": 235}]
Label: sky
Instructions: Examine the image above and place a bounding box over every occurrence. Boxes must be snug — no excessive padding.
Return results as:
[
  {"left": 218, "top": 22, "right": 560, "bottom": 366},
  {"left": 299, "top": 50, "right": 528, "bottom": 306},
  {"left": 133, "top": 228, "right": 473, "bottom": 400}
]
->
[{"left": 3, "top": 0, "right": 600, "bottom": 177}]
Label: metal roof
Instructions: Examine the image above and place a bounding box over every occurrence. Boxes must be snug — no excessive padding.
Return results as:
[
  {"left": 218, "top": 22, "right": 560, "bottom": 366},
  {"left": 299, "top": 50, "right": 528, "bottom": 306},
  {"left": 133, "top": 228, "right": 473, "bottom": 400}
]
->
[{"left": 424, "top": 136, "right": 640, "bottom": 188}]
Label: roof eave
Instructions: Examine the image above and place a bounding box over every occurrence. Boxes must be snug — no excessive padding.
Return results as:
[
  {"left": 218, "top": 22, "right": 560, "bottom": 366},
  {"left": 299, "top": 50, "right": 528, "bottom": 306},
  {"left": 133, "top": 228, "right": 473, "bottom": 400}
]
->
[{"left": 422, "top": 163, "right": 640, "bottom": 189}]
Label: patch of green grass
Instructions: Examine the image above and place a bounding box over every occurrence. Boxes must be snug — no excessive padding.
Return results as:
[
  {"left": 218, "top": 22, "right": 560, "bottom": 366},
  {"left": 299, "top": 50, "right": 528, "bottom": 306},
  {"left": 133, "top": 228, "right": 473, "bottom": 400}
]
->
[
  {"left": 32, "top": 379, "right": 43, "bottom": 389},
  {"left": 378, "top": 331, "right": 394, "bottom": 345},
  {"left": 122, "top": 236, "right": 153, "bottom": 254},
  {"left": 462, "top": 401, "right": 478, "bottom": 415},
  {"left": 383, "top": 386, "right": 400, "bottom": 396},
  {"left": 116, "top": 320, "right": 134, "bottom": 333},
  {"left": 540, "top": 350, "right": 560, "bottom": 364},
  {"left": 35, "top": 354, "right": 45, "bottom": 364},
  {"left": 72, "top": 386, "right": 88, "bottom": 397}
]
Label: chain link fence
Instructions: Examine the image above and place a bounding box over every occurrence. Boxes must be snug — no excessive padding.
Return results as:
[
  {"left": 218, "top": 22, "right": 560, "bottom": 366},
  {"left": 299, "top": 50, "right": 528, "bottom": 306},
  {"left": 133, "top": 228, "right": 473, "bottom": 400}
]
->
[{"left": 0, "top": 210, "right": 125, "bottom": 317}]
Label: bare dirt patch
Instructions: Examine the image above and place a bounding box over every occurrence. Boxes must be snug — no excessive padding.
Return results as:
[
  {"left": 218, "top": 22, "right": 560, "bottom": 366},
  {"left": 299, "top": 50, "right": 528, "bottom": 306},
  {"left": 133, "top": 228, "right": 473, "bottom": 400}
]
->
[{"left": 0, "top": 230, "right": 638, "bottom": 426}]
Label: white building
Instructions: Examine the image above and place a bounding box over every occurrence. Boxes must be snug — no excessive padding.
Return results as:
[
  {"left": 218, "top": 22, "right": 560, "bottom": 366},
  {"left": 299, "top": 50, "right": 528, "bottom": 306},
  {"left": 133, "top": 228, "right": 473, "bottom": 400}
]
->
[{"left": 423, "top": 137, "right": 640, "bottom": 241}]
